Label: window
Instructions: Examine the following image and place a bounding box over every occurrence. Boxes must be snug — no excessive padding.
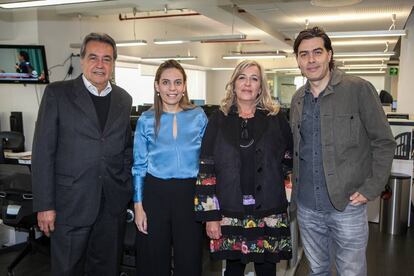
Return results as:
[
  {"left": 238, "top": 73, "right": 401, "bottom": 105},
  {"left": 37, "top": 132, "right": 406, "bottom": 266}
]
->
[{"left": 115, "top": 62, "right": 206, "bottom": 106}]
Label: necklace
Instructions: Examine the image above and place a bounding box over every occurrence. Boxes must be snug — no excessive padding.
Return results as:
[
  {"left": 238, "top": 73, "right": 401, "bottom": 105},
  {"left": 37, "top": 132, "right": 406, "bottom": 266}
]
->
[{"left": 238, "top": 109, "right": 255, "bottom": 119}]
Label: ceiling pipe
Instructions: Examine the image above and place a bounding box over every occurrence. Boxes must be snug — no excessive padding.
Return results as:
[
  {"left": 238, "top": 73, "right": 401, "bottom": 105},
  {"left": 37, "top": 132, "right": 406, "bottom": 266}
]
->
[{"left": 119, "top": 12, "right": 200, "bottom": 21}]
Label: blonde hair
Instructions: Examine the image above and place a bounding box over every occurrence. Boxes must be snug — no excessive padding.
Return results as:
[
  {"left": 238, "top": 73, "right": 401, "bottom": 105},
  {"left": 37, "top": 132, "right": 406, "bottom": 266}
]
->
[
  {"left": 153, "top": 60, "right": 195, "bottom": 136},
  {"left": 220, "top": 60, "right": 279, "bottom": 115}
]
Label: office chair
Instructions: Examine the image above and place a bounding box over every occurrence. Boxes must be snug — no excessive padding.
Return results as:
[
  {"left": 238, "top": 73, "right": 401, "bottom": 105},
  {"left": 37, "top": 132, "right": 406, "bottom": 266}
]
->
[
  {"left": 0, "top": 138, "right": 5, "bottom": 164},
  {"left": 0, "top": 131, "right": 25, "bottom": 165},
  {"left": 0, "top": 164, "right": 47, "bottom": 276},
  {"left": 0, "top": 131, "right": 25, "bottom": 153}
]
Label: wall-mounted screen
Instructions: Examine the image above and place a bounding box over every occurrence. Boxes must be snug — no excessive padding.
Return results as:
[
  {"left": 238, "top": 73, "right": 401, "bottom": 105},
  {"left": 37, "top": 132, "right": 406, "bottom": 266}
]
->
[{"left": 0, "top": 44, "right": 49, "bottom": 84}]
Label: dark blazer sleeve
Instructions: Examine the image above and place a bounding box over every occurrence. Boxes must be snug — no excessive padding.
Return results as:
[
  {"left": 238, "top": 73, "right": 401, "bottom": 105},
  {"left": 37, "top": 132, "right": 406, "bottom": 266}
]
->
[
  {"left": 122, "top": 93, "right": 133, "bottom": 183},
  {"left": 195, "top": 110, "right": 222, "bottom": 222},
  {"left": 32, "top": 84, "right": 61, "bottom": 212},
  {"left": 278, "top": 112, "right": 293, "bottom": 176}
]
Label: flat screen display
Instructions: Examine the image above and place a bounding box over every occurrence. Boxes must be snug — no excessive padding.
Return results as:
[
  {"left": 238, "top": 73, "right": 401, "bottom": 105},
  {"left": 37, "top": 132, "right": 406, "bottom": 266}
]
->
[{"left": 0, "top": 44, "right": 49, "bottom": 84}]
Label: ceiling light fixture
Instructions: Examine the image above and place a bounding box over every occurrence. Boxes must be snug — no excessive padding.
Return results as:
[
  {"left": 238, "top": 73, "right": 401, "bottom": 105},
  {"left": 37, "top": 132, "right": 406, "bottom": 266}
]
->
[
  {"left": 0, "top": 0, "right": 105, "bottom": 9},
  {"left": 140, "top": 56, "right": 197, "bottom": 61},
  {"left": 335, "top": 52, "right": 395, "bottom": 57},
  {"left": 116, "top": 40, "right": 147, "bottom": 47},
  {"left": 115, "top": 8, "right": 149, "bottom": 47},
  {"left": 344, "top": 70, "right": 386, "bottom": 75},
  {"left": 222, "top": 53, "right": 287, "bottom": 60},
  {"left": 154, "top": 34, "right": 247, "bottom": 45},
  {"left": 70, "top": 40, "right": 147, "bottom": 48},
  {"left": 335, "top": 57, "right": 391, "bottom": 62},
  {"left": 339, "top": 65, "right": 388, "bottom": 70},
  {"left": 327, "top": 30, "right": 406, "bottom": 38},
  {"left": 332, "top": 39, "right": 398, "bottom": 46},
  {"left": 311, "top": 0, "right": 362, "bottom": 7},
  {"left": 271, "top": 68, "right": 301, "bottom": 72},
  {"left": 210, "top": 68, "right": 235, "bottom": 71},
  {"left": 153, "top": 39, "right": 190, "bottom": 45}
]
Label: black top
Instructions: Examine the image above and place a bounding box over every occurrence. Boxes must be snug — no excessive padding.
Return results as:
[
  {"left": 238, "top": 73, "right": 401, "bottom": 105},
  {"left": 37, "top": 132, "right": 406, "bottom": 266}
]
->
[
  {"left": 89, "top": 92, "right": 111, "bottom": 131},
  {"left": 196, "top": 108, "right": 293, "bottom": 219},
  {"left": 239, "top": 116, "right": 255, "bottom": 196}
]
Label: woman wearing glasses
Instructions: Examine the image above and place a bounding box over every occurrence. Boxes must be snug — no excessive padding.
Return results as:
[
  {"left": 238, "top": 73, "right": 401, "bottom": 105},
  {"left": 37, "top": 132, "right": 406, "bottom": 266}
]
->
[
  {"left": 133, "top": 60, "right": 207, "bottom": 275},
  {"left": 195, "top": 60, "right": 293, "bottom": 275}
]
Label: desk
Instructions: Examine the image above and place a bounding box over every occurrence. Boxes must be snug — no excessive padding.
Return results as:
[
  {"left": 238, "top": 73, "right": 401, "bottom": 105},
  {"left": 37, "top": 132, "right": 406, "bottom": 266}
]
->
[
  {"left": 367, "top": 119, "right": 414, "bottom": 226},
  {"left": 3, "top": 151, "right": 31, "bottom": 165}
]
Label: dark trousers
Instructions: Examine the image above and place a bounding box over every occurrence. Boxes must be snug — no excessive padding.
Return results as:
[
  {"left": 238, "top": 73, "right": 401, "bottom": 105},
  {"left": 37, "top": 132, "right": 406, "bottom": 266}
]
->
[
  {"left": 50, "top": 198, "right": 126, "bottom": 276},
  {"left": 136, "top": 175, "right": 203, "bottom": 276},
  {"left": 224, "top": 259, "right": 276, "bottom": 276}
]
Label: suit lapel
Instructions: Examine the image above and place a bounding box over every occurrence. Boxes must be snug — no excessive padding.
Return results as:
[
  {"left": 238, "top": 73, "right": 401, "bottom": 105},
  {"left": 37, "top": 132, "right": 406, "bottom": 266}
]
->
[
  {"left": 72, "top": 76, "right": 101, "bottom": 133},
  {"left": 103, "top": 86, "right": 126, "bottom": 135}
]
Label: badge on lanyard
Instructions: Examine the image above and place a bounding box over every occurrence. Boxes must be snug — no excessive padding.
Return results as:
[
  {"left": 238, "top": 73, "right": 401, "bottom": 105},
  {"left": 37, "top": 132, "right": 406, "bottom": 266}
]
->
[{"left": 243, "top": 195, "right": 255, "bottom": 205}]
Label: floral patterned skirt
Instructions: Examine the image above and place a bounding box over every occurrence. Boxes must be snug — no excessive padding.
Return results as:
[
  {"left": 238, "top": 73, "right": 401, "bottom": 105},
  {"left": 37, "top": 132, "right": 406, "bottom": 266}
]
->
[{"left": 209, "top": 212, "right": 292, "bottom": 263}]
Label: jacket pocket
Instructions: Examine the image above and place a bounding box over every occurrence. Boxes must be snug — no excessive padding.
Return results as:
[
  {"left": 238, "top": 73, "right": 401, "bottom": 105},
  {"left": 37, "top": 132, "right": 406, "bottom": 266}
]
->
[
  {"left": 55, "top": 174, "right": 74, "bottom": 187},
  {"left": 335, "top": 113, "right": 360, "bottom": 150}
]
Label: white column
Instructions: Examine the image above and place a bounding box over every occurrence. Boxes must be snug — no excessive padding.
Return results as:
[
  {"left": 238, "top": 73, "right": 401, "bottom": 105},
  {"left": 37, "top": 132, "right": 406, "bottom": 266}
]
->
[{"left": 397, "top": 12, "right": 414, "bottom": 114}]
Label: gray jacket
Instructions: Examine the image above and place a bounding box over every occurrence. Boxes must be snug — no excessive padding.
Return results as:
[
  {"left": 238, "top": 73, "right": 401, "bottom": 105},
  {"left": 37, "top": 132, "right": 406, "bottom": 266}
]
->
[{"left": 290, "top": 68, "right": 396, "bottom": 212}]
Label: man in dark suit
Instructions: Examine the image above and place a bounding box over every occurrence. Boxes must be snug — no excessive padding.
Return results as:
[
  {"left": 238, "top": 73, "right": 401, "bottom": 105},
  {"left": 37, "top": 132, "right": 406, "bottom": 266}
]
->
[{"left": 32, "top": 33, "right": 133, "bottom": 276}]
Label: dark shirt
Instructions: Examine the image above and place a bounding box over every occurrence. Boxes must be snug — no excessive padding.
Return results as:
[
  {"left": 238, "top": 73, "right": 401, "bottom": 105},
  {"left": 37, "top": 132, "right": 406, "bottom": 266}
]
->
[
  {"left": 298, "top": 89, "right": 335, "bottom": 211},
  {"left": 239, "top": 116, "right": 255, "bottom": 197},
  {"left": 89, "top": 92, "right": 111, "bottom": 131}
]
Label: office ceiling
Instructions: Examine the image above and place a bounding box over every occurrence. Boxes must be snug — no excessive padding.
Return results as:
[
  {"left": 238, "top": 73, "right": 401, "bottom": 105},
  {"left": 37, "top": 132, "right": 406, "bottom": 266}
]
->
[{"left": 2, "top": 0, "right": 413, "bottom": 70}]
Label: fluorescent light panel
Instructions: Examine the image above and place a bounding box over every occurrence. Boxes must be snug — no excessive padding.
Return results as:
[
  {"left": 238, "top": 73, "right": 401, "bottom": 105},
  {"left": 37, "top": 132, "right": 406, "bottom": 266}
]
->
[
  {"left": 222, "top": 54, "right": 286, "bottom": 60},
  {"left": 210, "top": 68, "right": 235, "bottom": 71},
  {"left": 341, "top": 64, "right": 388, "bottom": 68},
  {"left": 298, "top": 12, "right": 409, "bottom": 23},
  {"left": 141, "top": 56, "right": 197, "bottom": 61},
  {"left": 335, "top": 51, "right": 395, "bottom": 57},
  {"left": 154, "top": 34, "right": 246, "bottom": 45},
  {"left": 271, "top": 68, "right": 300, "bottom": 72},
  {"left": 339, "top": 65, "right": 388, "bottom": 70},
  {"left": 116, "top": 40, "right": 147, "bottom": 47},
  {"left": 153, "top": 40, "right": 190, "bottom": 45},
  {"left": 332, "top": 39, "right": 398, "bottom": 46},
  {"left": 0, "top": 0, "right": 105, "bottom": 9},
  {"left": 345, "top": 70, "right": 386, "bottom": 74},
  {"left": 335, "top": 57, "right": 391, "bottom": 62},
  {"left": 327, "top": 30, "right": 406, "bottom": 38},
  {"left": 70, "top": 40, "right": 147, "bottom": 48}
]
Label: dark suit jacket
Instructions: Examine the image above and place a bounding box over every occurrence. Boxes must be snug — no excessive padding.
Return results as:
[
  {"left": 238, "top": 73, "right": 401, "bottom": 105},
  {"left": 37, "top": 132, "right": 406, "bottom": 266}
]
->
[{"left": 32, "top": 75, "right": 133, "bottom": 226}]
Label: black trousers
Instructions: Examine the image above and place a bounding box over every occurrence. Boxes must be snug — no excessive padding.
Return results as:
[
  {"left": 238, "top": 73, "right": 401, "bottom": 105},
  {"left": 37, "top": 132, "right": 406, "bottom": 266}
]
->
[
  {"left": 50, "top": 197, "right": 126, "bottom": 276},
  {"left": 136, "top": 175, "right": 203, "bottom": 276},
  {"left": 224, "top": 259, "right": 276, "bottom": 276}
]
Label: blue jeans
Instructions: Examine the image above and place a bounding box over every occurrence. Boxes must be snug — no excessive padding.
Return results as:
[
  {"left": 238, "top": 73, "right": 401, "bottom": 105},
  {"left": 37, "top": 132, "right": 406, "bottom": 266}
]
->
[{"left": 297, "top": 202, "right": 368, "bottom": 276}]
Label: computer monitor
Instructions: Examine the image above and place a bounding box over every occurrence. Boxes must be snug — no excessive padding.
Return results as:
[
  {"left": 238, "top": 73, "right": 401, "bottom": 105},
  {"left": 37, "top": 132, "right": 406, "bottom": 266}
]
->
[{"left": 0, "top": 138, "right": 5, "bottom": 164}]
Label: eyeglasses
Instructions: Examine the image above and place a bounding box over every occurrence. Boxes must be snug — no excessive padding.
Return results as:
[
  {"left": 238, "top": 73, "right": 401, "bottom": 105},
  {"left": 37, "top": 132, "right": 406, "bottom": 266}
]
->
[{"left": 241, "top": 119, "right": 249, "bottom": 140}]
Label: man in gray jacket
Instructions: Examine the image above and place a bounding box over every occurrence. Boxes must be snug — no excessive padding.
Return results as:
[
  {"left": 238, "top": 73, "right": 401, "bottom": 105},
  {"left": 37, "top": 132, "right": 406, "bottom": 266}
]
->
[{"left": 290, "top": 26, "right": 396, "bottom": 276}]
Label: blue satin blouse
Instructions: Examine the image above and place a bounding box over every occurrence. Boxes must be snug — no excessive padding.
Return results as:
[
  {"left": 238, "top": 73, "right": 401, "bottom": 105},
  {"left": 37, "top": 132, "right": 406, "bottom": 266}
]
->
[{"left": 132, "top": 107, "right": 208, "bottom": 202}]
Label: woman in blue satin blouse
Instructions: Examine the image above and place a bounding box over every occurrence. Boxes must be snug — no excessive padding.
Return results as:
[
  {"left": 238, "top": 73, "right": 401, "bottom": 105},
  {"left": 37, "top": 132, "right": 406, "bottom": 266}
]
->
[{"left": 132, "top": 59, "right": 207, "bottom": 276}]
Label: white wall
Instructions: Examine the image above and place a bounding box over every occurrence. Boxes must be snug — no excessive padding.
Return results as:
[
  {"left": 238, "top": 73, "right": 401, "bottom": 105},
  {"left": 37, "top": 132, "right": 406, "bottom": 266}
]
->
[
  {"left": 206, "top": 70, "right": 232, "bottom": 105},
  {"left": 115, "top": 62, "right": 206, "bottom": 106},
  {"left": 0, "top": 10, "right": 42, "bottom": 150},
  {"left": 1, "top": 10, "right": 224, "bottom": 148},
  {"left": 397, "top": 11, "right": 414, "bottom": 114},
  {"left": 359, "top": 75, "right": 384, "bottom": 93},
  {"left": 0, "top": 11, "right": 82, "bottom": 150}
]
